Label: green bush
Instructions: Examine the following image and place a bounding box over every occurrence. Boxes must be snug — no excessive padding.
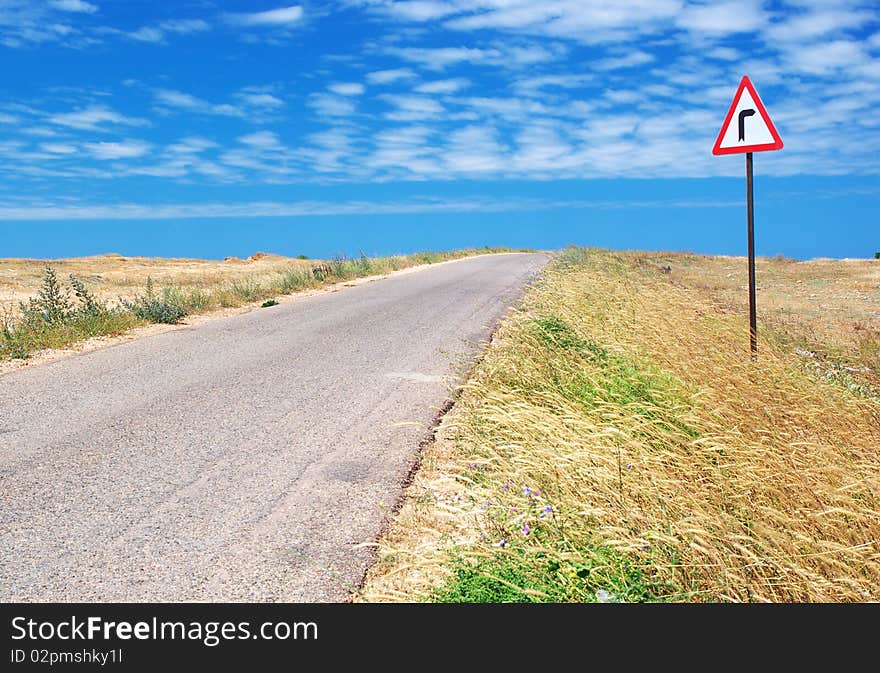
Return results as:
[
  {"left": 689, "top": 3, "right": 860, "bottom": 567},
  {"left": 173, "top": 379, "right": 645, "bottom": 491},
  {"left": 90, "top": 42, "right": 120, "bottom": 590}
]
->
[
  {"left": 122, "top": 277, "right": 187, "bottom": 324},
  {"left": 19, "top": 266, "right": 72, "bottom": 324},
  {"left": 2, "top": 267, "right": 138, "bottom": 360},
  {"left": 280, "top": 268, "right": 314, "bottom": 293}
]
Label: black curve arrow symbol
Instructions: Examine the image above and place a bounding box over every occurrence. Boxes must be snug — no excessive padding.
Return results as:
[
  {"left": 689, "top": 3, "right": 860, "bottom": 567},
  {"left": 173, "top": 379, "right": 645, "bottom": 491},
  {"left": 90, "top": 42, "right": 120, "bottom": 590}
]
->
[{"left": 738, "top": 109, "right": 756, "bottom": 142}]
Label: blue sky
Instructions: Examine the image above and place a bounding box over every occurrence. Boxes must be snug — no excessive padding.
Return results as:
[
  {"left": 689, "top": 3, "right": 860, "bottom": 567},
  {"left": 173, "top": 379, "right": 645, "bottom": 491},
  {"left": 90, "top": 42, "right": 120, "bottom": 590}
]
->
[{"left": 0, "top": 1, "right": 878, "bottom": 259}]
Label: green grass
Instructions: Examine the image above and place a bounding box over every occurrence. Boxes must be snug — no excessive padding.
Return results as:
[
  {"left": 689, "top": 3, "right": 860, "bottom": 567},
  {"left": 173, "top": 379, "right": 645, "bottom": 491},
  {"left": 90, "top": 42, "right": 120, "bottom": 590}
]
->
[
  {"left": 533, "top": 315, "right": 700, "bottom": 440},
  {"left": 434, "top": 543, "right": 682, "bottom": 603}
]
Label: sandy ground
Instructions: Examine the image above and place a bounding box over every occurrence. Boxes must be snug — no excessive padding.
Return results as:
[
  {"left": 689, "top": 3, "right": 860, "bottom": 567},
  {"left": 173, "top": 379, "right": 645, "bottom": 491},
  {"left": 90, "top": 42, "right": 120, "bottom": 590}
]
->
[
  {"left": 0, "top": 251, "right": 309, "bottom": 314},
  {"left": 626, "top": 251, "right": 880, "bottom": 359}
]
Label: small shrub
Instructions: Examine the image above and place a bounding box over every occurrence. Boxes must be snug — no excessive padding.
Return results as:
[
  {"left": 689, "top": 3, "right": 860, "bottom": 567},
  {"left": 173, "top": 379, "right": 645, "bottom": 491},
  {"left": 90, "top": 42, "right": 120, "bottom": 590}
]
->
[
  {"left": 356, "top": 249, "right": 372, "bottom": 274},
  {"left": 20, "top": 266, "right": 72, "bottom": 324},
  {"left": 122, "top": 277, "right": 187, "bottom": 324},
  {"left": 280, "top": 268, "right": 314, "bottom": 293},
  {"left": 311, "top": 263, "right": 334, "bottom": 282},
  {"left": 297, "top": 254, "right": 309, "bottom": 260},
  {"left": 3, "top": 270, "right": 138, "bottom": 359},
  {"left": 228, "top": 279, "right": 263, "bottom": 303}
]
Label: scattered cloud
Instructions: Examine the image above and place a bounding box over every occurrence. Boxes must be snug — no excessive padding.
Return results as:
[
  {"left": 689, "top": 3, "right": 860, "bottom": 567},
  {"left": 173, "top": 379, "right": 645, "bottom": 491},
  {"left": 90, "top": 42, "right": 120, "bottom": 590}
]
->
[
  {"left": 592, "top": 50, "right": 654, "bottom": 71},
  {"left": 126, "top": 19, "right": 210, "bottom": 43},
  {"left": 677, "top": 0, "right": 768, "bottom": 35},
  {"left": 0, "top": 195, "right": 741, "bottom": 222},
  {"left": 84, "top": 140, "right": 151, "bottom": 160},
  {"left": 48, "top": 105, "right": 148, "bottom": 131},
  {"left": 366, "top": 68, "right": 417, "bottom": 84},
  {"left": 328, "top": 82, "right": 366, "bottom": 96},
  {"left": 2, "top": 0, "right": 879, "bottom": 191},
  {"left": 223, "top": 5, "right": 304, "bottom": 27},
  {"left": 386, "top": 43, "right": 561, "bottom": 70},
  {"left": 236, "top": 92, "right": 285, "bottom": 107},
  {"left": 238, "top": 131, "right": 284, "bottom": 149},
  {"left": 154, "top": 89, "right": 244, "bottom": 117},
  {"left": 39, "top": 142, "right": 78, "bottom": 154},
  {"left": 308, "top": 93, "right": 357, "bottom": 117},
  {"left": 48, "top": 0, "right": 97, "bottom": 14},
  {"left": 414, "top": 78, "right": 470, "bottom": 94},
  {"left": 380, "top": 94, "right": 444, "bottom": 121}
]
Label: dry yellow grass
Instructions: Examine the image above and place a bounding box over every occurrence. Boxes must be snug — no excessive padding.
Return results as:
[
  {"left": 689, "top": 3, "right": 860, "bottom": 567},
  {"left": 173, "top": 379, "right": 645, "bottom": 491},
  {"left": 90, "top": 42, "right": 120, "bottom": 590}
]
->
[
  {"left": 361, "top": 248, "right": 880, "bottom": 603},
  {"left": 0, "top": 252, "right": 308, "bottom": 315}
]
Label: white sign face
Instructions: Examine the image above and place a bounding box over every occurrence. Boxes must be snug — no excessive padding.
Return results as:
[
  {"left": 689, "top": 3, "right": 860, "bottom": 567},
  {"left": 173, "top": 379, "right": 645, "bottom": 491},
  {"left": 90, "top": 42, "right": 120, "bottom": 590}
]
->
[{"left": 712, "top": 76, "right": 783, "bottom": 155}]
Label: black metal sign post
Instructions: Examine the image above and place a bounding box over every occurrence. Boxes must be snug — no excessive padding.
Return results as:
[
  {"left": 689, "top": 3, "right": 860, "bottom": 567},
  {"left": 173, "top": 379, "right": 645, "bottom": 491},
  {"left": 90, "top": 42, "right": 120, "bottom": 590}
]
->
[
  {"left": 746, "top": 152, "right": 757, "bottom": 356},
  {"left": 712, "top": 75, "right": 783, "bottom": 357}
]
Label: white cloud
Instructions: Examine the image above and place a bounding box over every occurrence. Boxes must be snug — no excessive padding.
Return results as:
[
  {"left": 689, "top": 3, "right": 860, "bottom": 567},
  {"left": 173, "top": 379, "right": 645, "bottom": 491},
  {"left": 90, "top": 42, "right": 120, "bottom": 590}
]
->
[
  {"left": 366, "top": 68, "right": 417, "bottom": 84},
  {"left": 154, "top": 89, "right": 244, "bottom": 117},
  {"left": 39, "top": 143, "right": 77, "bottom": 154},
  {"left": 0, "top": 195, "right": 740, "bottom": 222},
  {"left": 593, "top": 50, "right": 654, "bottom": 71},
  {"left": 239, "top": 131, "right": 283, "bottom": 149},
  {"left": 160, "top": 19, "right": 211, "bottom": 35},
  {"left": 128, "top": 27, "right": 163, "bottom": 42},
  {"left": 84, "top": 140, "right": 151, "bottom": 160},
  {"left": 308, "top": 93, "right": 357, "bottom": 117},
  {"left": 765, "top": 6, "right": 874, "bottom": 42},
  {"left": 377, "top": 1, "right": 459, "bottom": 21},
  {"left": 677, "top": 0, "right": 767, "bottom": 35},
  {"left": 414, "top": 78, "right": 470, "bottom": 94},
  {"left": 707, "top": 46, "right": 740, "bottom": 61},
  {"left": 328, "top": 82, "right": 366, "bottom": 96},
  {"left": 48, "top": 105, "right": 148, "bottom": 131},
  {"left": 381, "top": 94, "right": 444, "bottom": 121},
  {"left": 513, "top": 73, "right": 593, "bottom": 95},
  {"left": 784, "top": 39, "right": 867, "bottom": 74},
  {"left": 48, "top": 0, "right": 97, "bottom": 14},
  {"left": 388, "top": 46, "right": 499, "bottom": 69},
  {"left": 166, "top": 137, "right": 217, "bottom": 154},
  {"left": 224, "top": 5, "right": 304, "bottom": 27},
  {"left": 237, "top": 92, "right": 285, "bottom": 107},
  {"left": 443, "top": 124, "right": 508, "bottom": 173},
  {"left": 386, "top": 43, "right": 560, "bottom": 70},
  {"left": 127, "top": 19, "right": 211, "bottom": 43}
]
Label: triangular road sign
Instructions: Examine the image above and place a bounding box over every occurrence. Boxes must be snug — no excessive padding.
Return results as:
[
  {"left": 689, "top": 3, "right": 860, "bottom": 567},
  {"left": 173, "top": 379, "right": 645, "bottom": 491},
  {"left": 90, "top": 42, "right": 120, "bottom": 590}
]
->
[{"left": 712, "top": 76, "right": 783, "bottom": 155}]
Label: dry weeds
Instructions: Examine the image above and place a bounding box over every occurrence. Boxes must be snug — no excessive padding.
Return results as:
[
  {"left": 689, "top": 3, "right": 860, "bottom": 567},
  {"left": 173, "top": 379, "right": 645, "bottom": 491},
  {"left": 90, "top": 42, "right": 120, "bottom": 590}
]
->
[{"left": 361, "top": 248, "right": 880, "bottom": 603}]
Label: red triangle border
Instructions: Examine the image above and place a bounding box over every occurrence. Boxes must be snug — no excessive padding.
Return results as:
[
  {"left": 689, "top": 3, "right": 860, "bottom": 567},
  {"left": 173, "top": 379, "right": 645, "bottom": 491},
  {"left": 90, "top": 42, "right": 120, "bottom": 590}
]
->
[{"left": 712, "top": 75, "right": 783, "bottom": 155}]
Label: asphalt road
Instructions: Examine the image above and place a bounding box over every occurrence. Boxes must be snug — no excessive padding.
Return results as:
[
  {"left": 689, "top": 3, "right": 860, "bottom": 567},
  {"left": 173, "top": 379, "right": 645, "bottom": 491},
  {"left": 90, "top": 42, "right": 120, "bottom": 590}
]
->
[{"left": 0, "top": 253, "right": 548, "bottom": 601}]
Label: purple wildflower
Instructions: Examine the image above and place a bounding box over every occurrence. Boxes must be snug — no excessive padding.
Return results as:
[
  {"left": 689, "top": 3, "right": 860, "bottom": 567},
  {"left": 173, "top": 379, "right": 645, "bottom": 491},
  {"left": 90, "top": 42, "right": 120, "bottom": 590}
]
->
[{"left": 522, "top": 523, "right": 530, "bottom": 536}]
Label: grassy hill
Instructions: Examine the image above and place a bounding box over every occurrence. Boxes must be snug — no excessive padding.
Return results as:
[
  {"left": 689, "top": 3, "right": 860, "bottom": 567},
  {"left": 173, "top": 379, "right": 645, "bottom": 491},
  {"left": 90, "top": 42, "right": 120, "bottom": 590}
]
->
[{"left": 361, "top": 248, "right": 880, "bottom": 602}]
